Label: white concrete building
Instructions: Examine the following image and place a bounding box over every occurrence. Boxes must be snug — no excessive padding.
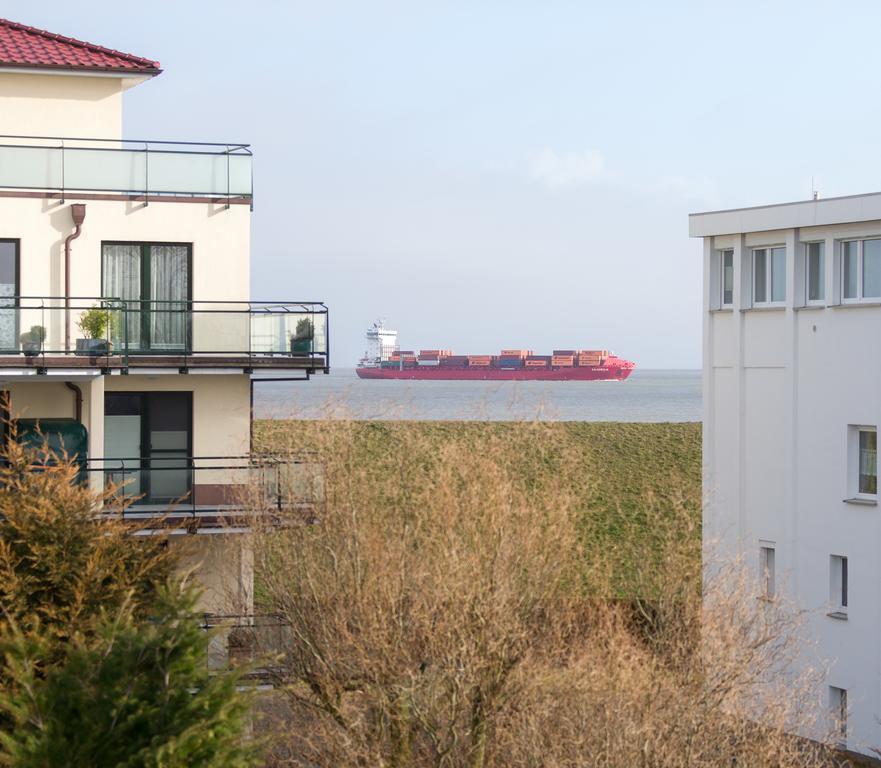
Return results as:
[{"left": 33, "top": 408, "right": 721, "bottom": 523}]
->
[
  {"left": 690, "top": 192, "right": 881, "bottom": 757},
  {"left": 0, "top": 20, "right": 328, "bottom": 643}
]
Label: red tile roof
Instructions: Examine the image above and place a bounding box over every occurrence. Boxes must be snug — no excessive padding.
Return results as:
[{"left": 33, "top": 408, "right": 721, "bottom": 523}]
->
[{"left": 0, "top": 18, "right": 160, "bottom": 75}]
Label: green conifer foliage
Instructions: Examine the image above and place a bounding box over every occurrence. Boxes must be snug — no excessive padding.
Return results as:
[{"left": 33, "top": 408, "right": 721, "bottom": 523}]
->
[
  {"left": 0, "top": 433, "right": 261, "bottom": 766},
  {"left": 0, "top": 587, "right": 258, "bottom": 767}
]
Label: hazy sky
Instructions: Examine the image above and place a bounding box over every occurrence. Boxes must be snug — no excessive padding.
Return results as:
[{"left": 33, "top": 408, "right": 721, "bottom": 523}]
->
[{"left": 6, "top": 1, "right": 881, "bottom": 367}]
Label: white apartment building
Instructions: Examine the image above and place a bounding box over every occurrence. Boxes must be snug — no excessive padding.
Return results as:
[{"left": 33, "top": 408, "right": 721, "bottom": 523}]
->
[
  {"left": 0, "top": 20, "right": 328, "bottom": 643},
  {"left": 690, "top": 192, "right": 881, "bottom": 757}
]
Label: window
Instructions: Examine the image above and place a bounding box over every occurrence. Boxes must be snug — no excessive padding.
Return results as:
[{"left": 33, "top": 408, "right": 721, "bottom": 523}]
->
[
  {"left": 759, "top": 544, "right": 776, "bottom": 599},
  {"left": 0, "top": 240, "right": 18, "bottom": 352},
  {"left": 841, "top": 238, "right": 881, "bottom": 301},
  {"left": 829, "top": 686, "right": 847, "bottom": 747},
  {"left": 720, "top": 249, "right": 734, "bottom": 307},
  {"left": 830, "top": 555, "right": 848, "bottom": 615},
  {"left": 805, "top": 242, "right": 825, "bottom": 304},
  {"left": 753, "top": 247, "right": 786, "bottom": 305},
  {"left": 859, "top": 429, "right": 877, "bottom": 495},
  {"left": 102, "top": 242, "right": 191, "bottom": 352}
]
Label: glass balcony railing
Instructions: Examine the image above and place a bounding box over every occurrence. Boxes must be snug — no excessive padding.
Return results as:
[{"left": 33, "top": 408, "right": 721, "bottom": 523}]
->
[
  {"left": 0, "top": 136, "right": 252, "bottom": 200},
  {"left": 0, "top": 297, "right": 329, "bottom": 370},
  {"left": 86, "top": 454, "right": 324, "bottom": 521}
]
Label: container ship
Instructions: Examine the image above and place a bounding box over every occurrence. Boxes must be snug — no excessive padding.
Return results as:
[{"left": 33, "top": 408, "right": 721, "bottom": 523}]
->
[{"left": 355, "top": 322, "right": 635, "bottom": 381}]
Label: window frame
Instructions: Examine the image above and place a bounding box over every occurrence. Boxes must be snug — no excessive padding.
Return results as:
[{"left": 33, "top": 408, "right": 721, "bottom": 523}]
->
[
  {"left": 849, "top": 425, "right": 878, "bottom": 501},
  {"left": 830, "top": 555, "right": 848, "bottom": 615},
  {"left": 100, "top": 241, "right": 193, "bottom": 354},
  {"left": 804, "top": 241, "right": 825, "bottom": 306},
  {"left": 759, "top": 543, "right": 776, "bottom": 600},
  {"left": 829, "top": 686, "right": 847, "bottom": 748},
  {"left": 0, "top": 239, "right": 20, "bottom": 354},
  {"left": 840, "top": 237, "right": 881, "bottom": 303},
  {"left": 719, "top": 248, "right": 734, "bottom": 308},
  {"left": 751, "top": 245, "right": 786, "bottom": 307}
]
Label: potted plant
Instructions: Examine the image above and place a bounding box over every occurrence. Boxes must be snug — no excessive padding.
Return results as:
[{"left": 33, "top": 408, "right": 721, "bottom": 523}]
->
[
  {"left": 19, "top": 325, "right": 46, "bottom": 356},
  {"left": 290, "top": 317, "right": 314, "bottom": 354},
  {"left": 75, "top": 306, "right": 111, "bottom": 356}
]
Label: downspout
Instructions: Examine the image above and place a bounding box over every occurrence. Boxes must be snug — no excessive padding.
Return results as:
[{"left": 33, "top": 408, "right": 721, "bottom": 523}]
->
[
  {"left": 64, "top": 204, "right": 87, "bottom": 352},
  {"left": 64, "top": 382, "right": 82, "bottom": 423}
]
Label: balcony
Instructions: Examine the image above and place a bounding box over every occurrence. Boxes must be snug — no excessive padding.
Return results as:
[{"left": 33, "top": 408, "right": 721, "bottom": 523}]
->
[
  {"left": 0, "top": 298, "right": 328, "bottom": 373},
  {"left": 0, "top": 136, "right": 252, "bottom": 202},
  {"left": 88, "top": 454, "right": 323, "bottom": 532}
]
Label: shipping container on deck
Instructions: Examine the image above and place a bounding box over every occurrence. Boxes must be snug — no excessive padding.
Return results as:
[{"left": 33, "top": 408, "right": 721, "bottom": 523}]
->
[
  {"left": 497, "top": 357, "right": 525, "bottom": 367},
  {"left": 500, "top": 349, "right": 532, "bottom": 357},
  {"left": 440, "top": 355, "right": 469, "bottom": 366},
  {"left": 552, "top": 355, "right": 575, "bottom": 367},
  {"left": 525, "top": 359, "right": 548, "bottom": 367}
]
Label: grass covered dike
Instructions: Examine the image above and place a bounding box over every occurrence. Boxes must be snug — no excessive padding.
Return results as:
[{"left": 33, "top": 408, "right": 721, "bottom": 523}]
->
[{"left": 254, "top": 419, "right": 702, "bottom": 597}]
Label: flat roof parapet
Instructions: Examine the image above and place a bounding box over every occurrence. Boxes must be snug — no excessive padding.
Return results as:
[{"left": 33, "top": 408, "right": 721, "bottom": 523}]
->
[{"left": 689, "top": 190, "right": 881, "bottom": 237}]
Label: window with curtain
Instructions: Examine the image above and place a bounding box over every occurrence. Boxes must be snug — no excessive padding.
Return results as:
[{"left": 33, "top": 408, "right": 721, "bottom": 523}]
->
[
  {"left": 102, "top": 244, "right": 141, "bottom": 348},
  {"left": 149, "top": 245, "right": 188, "bottom": 350},
  {"left": 0, "top": 241, "right": 17, "bottom": 352},
  {"left": 102, "top": 243, "right": 190, "bottom": 352}
]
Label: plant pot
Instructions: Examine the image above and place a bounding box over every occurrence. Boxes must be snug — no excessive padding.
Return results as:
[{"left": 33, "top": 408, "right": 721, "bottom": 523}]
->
[
  {"left": 75, "top": 338, "right": 111, "bottom": 356},
  {"left": 290, "top": 337, "right": 313, "bottom": 355},
  {"left": 21, "top": 341, "right": 41, "bottom": 357}
]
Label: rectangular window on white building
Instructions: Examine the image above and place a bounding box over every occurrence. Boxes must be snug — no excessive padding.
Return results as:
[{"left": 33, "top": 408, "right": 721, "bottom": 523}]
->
[
  {"left": 830, "top": 555, "right": 848, "bottom": 615},
  {"left": 829, "top": 686, "right": 847, "bottom": 747},
  {"left": 805, "top": 242, "right": 825, "bottom": 304},
  {"left": 859, "top": 429, "right": 877, "bottom": 495},
  {"left": 721, "top": 249, "right": 734, "bottom": 307},
  {"left": 759, "top": 544, "right": 776, "bottom": 599},
  {"left": 752, "top": 246, "right": 785, "bottom": 306},
  {"left": 847, "top": 426, "right": 877, "bottom": 501},
  {"left": 841, "top": 238, "right": 881, "bottom": 302}
]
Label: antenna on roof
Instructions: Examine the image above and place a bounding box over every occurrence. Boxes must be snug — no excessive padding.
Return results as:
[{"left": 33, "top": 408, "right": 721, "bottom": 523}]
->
[{"left": 811, "top": 177, "right": 819, "bottom": 200}]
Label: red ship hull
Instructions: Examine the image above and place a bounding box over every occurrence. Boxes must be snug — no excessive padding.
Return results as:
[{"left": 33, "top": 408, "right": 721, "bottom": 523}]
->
[{"left": 356, "top": 358, "right": 635, "bottom": 381}]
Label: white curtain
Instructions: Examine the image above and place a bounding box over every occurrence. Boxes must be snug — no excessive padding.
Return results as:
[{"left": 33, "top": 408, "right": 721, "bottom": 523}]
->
[
  {"left": 102, "top": 244, "right": 141, "bottom": 348},
  {"left": 150, "top": 245, "right": 188, "bottom": 350}
]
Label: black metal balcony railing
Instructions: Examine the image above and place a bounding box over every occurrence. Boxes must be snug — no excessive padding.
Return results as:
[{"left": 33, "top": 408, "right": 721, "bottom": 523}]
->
[
  {"left": 0, "top": 297, "right": 329, "bottom": 371},
  {"left": 0, "top": 135, "right": 252, "bottom": 201},
  {"left": 86, "top": 454, "right": 324, "bottom": 523}
]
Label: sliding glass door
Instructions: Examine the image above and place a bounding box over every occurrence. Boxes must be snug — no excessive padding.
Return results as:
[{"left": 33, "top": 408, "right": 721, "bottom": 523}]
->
[
  {"left": 105, "top": 392, "right": 192, "bottom": 505},
  {"left": 102, "top": 243, "right": 191, "bottom": 353}
]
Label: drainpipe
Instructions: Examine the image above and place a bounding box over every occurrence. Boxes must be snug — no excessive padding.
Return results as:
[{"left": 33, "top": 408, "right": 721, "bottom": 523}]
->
[
  {"left": 64, "top": 382, "right": 82, "bottom": 423},
  {"left": 64, "top": 204, "right": 87, "bottom": 352}
]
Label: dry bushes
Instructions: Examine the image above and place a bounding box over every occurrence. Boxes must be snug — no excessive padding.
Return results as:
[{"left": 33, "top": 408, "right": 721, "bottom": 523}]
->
[{"left": 253, "top": 421, "right": 831, "bottom": 767}]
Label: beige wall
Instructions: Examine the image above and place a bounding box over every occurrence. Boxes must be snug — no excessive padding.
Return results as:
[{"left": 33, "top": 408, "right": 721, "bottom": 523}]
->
[
  {"left": 6, "top": 373, "right": 249, "bottom": 460},
  {"left": 0, "top": 196, "right": 251, "bottom": 351},
  {"left": 173, "top": 534, "right": 253, "bottom": 614},
  {"left": 3, "top": 196, "right": 251, "bottom": 299},
  {"left": 105, "top": 374, "right": 251, "bottom": 458},
  {"left": 0, "top": 72, "right": 134, "bottom": 138}
]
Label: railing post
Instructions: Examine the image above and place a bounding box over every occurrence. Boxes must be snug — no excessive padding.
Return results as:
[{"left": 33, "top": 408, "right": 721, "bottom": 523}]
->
[
  {"left": 144, "top": 142, "right": 149, "bottom": 206},
  {"left": 60, "top": 139, "right": 65, "bottom": 204}
]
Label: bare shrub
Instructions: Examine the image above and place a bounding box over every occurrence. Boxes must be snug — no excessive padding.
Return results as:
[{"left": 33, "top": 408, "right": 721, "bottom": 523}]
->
[{"left": 252, "top": 421, "right": 832, "bottom": 767}]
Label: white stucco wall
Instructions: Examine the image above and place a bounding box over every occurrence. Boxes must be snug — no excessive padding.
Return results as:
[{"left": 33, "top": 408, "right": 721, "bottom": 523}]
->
[
  {"left": 0, "top": 72, "right": 134, "bottom": 139},
  {"left": 701, "top": 212, "right": 881, "bottom": 756},
  {"left": 3, "top": 196, "right": 250, "bottom": 301},
  {"left": 104, "top": 374, "right": 251, "bottom": 459}
]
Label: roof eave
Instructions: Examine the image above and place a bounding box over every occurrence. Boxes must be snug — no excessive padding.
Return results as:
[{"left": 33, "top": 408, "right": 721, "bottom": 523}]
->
[{"left": 0, "top": 63, "right": 161, "bottom": 77}]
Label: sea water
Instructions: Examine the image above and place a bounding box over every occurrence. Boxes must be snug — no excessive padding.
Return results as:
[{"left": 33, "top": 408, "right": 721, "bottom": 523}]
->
[{"left": 253, "top": 368, "right": 701, "bottom": 422}]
